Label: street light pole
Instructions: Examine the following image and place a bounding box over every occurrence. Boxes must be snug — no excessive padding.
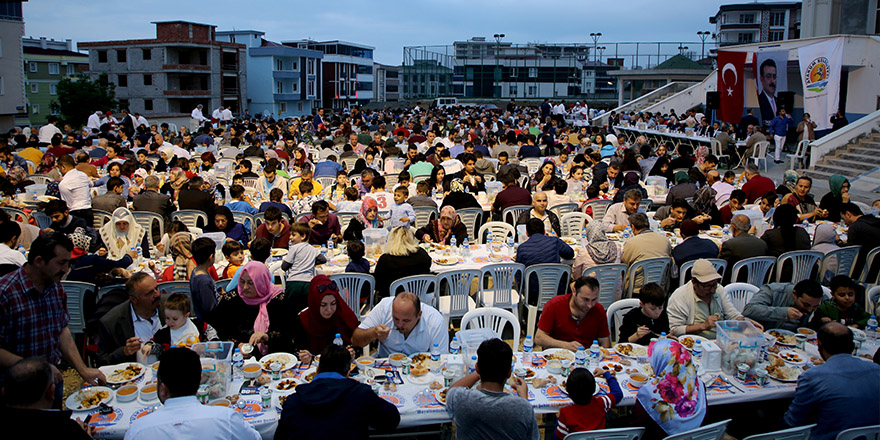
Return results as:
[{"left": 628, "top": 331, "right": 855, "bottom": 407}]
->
[
  {"left": 589, "top": 32, "right": 602, "bottom": 63},
  {"left": 697, "top": 31, "right": 710, "bottom": 59},
  {"left": 493, "top": 33, "right": 505, "bottom": 99},
  {"left": 678, "top": 45, "right": 689, "bottom": 56}
]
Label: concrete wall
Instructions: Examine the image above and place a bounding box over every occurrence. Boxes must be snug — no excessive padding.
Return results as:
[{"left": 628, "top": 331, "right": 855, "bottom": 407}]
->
[{"left": 0, "top": 20, "right": 25, "bottom": 130}]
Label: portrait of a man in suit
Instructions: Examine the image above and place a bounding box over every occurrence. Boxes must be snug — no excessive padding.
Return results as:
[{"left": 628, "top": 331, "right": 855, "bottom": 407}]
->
[{"left": 757, "top": 58, "right": 778, "bottom": 123}]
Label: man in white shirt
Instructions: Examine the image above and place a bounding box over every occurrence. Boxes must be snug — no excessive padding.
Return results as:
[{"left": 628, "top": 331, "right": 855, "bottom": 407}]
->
[
  {"left": 220, "top": 107, "right": 233, "bottom": 122},
  {"left": 0, "top": 221, "right": 26, "bottom": 267},
  {"left": 86, "top": 110, "right": 103, "bottom": 131},
  {"left": 153, "top": 133, "right": 191, "bottom": 160},
  {"left": 190, "top": 104, "right": 207, "bottom": 131},
  {"left": 602, "top": 189, "right": 643, "bottom": 233},
  {"left": 212, "top": 106, "right": 223, "bottom": 121},
  {"left": 709, "top": 170, "right": 735, "bottom": 207},
  {"left": 126, "top": 347, "right": 260, "bottom": 440},
  {"left": 134, "top": 112, "right": 149, "bottom": 128},
  {"left": 56, "top": 155, "right": 92, "bottom": 224},
  {"left": 37, "top": 116, "right": 62, "bottom": 145},
  {"left": 418, "top": 131, "right": 438, "bottom": 154},
  {"left": 352, "top": 292, "right": 448, "bottom": 358},
  {"left": 100, "top": 111, "right": 118, "bottom": 128}
]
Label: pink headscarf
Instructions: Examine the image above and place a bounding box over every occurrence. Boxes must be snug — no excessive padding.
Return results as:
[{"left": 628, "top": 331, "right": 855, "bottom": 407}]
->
[{"left": 238, "top": 261, "right": 283, "bottom": 355}]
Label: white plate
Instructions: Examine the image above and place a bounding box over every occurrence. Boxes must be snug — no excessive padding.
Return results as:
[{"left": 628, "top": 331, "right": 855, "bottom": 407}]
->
[
  {"left": 541, "top": 348, "right": 575, "bottom": 362},
  {"left": 66, "top": 386, "right": 114, "bottom": 411},
  {"left": 677, "top": 335, "right": 710, "bottom": 352},
  {"left": 775, "top": 350, "right": 807, "bottom": 366},
  {"left": 300, "top": 368, "right": 317, "bottom": 383},
  {"left": 258, "top": 352, "right": 297, "bottom": 371},
  {"left": 430, "top": 255, "right": 462, "bottom": 266},
  {"left": 407, "top": 373, "right": 435, "bottom": 385},
  {"left": 796, "top": 327, "right": 817, "bottom": 340},
  {"left": 433, "top": 388, "right": 449, "bottom": 405},
  {"left": 766, "top": 329, "right": 797, "bottom": 347},
  {"left": 598, "top": 361, "right": 625, "bottom": 374},
  {"left": 273, "top": 391, "right": 295, "bottom": 412},
  {"left": 613, "top": 343, "right": 648, "bottom": 358},
  {"left": 767, "top": 365, "right": 802, "bottom": 382},
  {"left": 100, "top": 363, "right": 147, "bottom": 385}
]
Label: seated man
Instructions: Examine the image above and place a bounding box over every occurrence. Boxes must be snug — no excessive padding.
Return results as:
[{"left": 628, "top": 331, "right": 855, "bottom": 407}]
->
[
  {"left": 621, "top": 213, "right": 671, "bottom": 267},
  {"left": 718, "top": 214, "right": 768, "bottom": 283},
  {"left": 516, "top": 217, "right": 574, "bottom": 272},
  {"left": 255, "top": 164, "right": 288, "bottom": 199},
  {"left": 515, "top": 191, "right": 562, "bottom": 237},
  {"left": 97, "top": 273, "right": 164, "bottom": 365},
  {"left": 742, "top": 279, "right": 823, "bottom": 331},
  {"left": 275, "top": 344, "right": 400, "bottom": 439},
  {"left": 352, "top": 292, "right": 448, "bottom": 358},
  {"left": 671, "top": 219, "right": 719, "bottom": 268},
  {"left": 654, "top": 199, "right": 690, "bottom": 232},
  {"left": 784, "top": 322, "right": 880, "bottom": 440},
  {"left": 446, "top": 338, "right": 538, "bottom": 440},
  {"left": 91, "top": 177, "right": 127, "bottom": 214},
  {"left": 126, "top": 347, "right": 260, "bottom": 439},
  {"left": 302, "top": 200, "right": 342, "bottom": 245},
  {"left": 667, "top": 259, "right": 762, "bottom": 338},
  {"left": 491, "top": 172, "right": 531, "bottom": 217},
  {"left": 254, "top": 206, "right": 290, "bottom": 249},
  {"left": 0, "top": 357, "right": 93, "bottom": 439},
  {"left": 535, "top": 277, "right": 611, "bottom": 351},
  {"left": 602, "top": 189, "right": 642, "bottom": 233}
]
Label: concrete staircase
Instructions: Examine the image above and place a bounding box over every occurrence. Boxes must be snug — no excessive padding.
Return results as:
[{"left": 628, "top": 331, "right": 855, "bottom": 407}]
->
[{"left": 802, "top": 132, "right": 880, "bottom": 181}]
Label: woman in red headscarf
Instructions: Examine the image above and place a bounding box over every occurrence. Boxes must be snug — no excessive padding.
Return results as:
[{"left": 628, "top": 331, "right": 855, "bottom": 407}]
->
[
  {"left": 209, "top": 261, "right": 296, "bottom": 356},
  {"left": 295, "top": 275, "right": 360, "bottom": 363}
]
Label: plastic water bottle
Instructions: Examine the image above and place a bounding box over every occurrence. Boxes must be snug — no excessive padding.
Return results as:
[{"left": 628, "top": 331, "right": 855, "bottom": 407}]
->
[
  {"left": 461, "top": 238, "right": 470, "bottom": 258},
  {"left": 867, "top": 316, "right": 879, "bottom": 342},
  {"left": 623, "top": 226, "right": 631, "bottom": 240},
  {"left": 431, "top": 342, "right": 441, "bottom": 361},
  {"left": 575, "top": 346, "right": 586, "bottom": 366},
  {"left": 431, "top": 187, "right": 437, "bottom": 200},
  {"left": 723, "top": 224, "right": 731, "bottom": 240},
  {"left": 589, "top": 340, "right": 600, "bottom": 366},
  {"left": 136, "top": 245, "right": 143, "bottom": 262},
  {"left": 507, "top": 235, "right": 515, "bottom": 255},
  {"left": 486, "top": 231, "right": 493, "bottom": 246},
  {"left": 232, "top": 348, "right": 244, "bottom": 380},
  {"left": 450, "top": 235, "right": 457, "bottom": 250},
  {"left": 320, "top": 244, "right": 328, "bottom": 258},
  {"left": 693, "top": 340, "right": 703, "bottom": 363},
  {"left": 522, "top": 335, "right": 534, "bottom": 364},
  {"left": 333, "top": 333, "right": 344, "bottom": 346},
  {"left": 468, "top": 355, "right": 477, "bottom": 374},
  {"left": 327, "top": 238, "right": 334, "bottom": 251},
  {"left": 17, "top": 245, "right": 26, "bottom": 258},
  {"left": 449, "top": 336, "right": 460, "bottom": 355},
  {"left": 660, "top": 332, "right": 667, "bottom": 339}
]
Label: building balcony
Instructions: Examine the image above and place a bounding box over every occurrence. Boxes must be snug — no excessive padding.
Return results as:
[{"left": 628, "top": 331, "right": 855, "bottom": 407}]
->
[
  {"left": 273, "top": 71, "right": 301, "bottom": 79},
  {"left": 162, "top": 64, "right": 211, "bottom": 72},
  {"left": 164, "top": 90, "right": 211, "bottom": 96},
  {"left": 273, "top": 93, "right": 301, "bottom": 101}
]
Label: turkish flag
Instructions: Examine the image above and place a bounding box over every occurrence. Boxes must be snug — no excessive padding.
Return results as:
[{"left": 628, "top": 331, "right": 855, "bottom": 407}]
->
[{"left": 717, "top": 51, "right": 747, "bottom": 124}]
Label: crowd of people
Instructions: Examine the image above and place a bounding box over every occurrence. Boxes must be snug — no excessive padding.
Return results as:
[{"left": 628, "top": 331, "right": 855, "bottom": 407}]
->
[{"left": 0, "top": 101, "right": 878, "bottom": 440}]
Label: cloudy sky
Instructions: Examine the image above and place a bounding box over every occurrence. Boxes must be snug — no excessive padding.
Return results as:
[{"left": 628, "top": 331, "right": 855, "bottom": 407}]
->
[{"left": 22, "top": 0, "right": 791, "bottom": 65}]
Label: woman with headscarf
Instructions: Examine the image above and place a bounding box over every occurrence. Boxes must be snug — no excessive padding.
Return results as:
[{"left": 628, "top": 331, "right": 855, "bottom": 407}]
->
[
  {"left": 375, "top": 227, "right": 433, "bottom": 299},
  {"left": 161, "top": 168, "right": 189, "bottom": 200},
  {"left": 156, "top": 145, "right": 176, "bottom": 173},
  {"left": 812, "top": 223, "right": 842, "bottom": 283},
  {"left": 819, "top": 174, "right": 850, "bottom": 223},
  {"left": 416, "top": 205, "right": 469, "bottom": 244},
  {"left": 0, "top": 167, "right": 33, "bottom": 196},
  {"left": 573, "top": 222, "right": 622, "bottom": 297},
  {"left": 295, "top": 275, "right": 360, "bottom": 363},
  {"left": 777, "top": 169, "right": 799, "bottom": 197},
  {"left": 208, "top": 205, "right": 249, "bottom": 248},
  {"left": 67, "top": 228, "right": 139, "bottom": 283},
  {"left": 35, "top": 151, "right": 62, "bottom": 180},
  {"left": 440, "top": 178, "right": 481, "bottom": 211},
  {"left": 98, "top": 207, "right": 150, "bottom": 260},
  {"left": 613, "top": 171, "right": 648, "bottom": 204},
  {"left": 343, "top": 197, "right": 384, "bottom": 241},
  {"left": 290, "top": 147, "right": 311, "bottom": 173},
  {"left": 160, "top": 231, "right": 220, "bottom": 281},
  {"left": 630, "top": 339, "right": 706, "bottom": 440},
  {"left": 665, "top": 171, "right": 697, "bottom": 205},
  {"left": 761, "top": 203, "right": 811, "bottom": 258},
  {"left": 210, "top": 261, "right": 296, "bottom": 356}
]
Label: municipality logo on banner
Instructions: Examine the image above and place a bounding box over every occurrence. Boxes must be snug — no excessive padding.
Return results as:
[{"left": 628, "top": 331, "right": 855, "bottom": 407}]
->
[{"left": 804, "top": 57, "right": 830, "bottom": 93}]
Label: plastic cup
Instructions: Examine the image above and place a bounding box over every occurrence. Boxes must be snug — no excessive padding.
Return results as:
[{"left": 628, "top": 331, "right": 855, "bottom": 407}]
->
[
  {"left": 795, "top": 334, "right": 807, "bottom": 350},
  {"left": 270, "top": 362, "right": 282, "bottom": 380},
  {"left": 736, "top": 362, "right": 750, "bottom": 381},
  {"left": 755, "top": 368, "right": 768, "bottom": 386}
]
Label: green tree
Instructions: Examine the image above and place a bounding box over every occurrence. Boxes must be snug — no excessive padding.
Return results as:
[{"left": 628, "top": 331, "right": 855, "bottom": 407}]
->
[{"left": 51, "top": 73, "right": 118, "bottom": 128}]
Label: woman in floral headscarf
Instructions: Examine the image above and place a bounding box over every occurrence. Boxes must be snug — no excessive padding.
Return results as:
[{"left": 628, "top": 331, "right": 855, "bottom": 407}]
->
[
  {"left": 210, "top": 261, "right": 296, "bottom": 356},
  {"left": 342, "top": 197, "right": 384, "bottom": 241},
  {"left": 161, "top": 168, "right": 189, "bottom": 200},
  {"left": 99, "top": 207, "right": 150, "bottom": 260},
  {"left": 35, "top": 151, "right": 62, "bottom": 180},
  {"left": 439, "top": 178, "right": 481, "bottom": 211},
  {"left": 777, "top": 169, "right": 799, "bottom": 198},
  {"left": 631, "top": 339, "right": 706, "bottom": 439},
  {"left": 416, "top": 205, "right": 468, "bottom": 244},
  {"left": 573, "top": 221, "right": 622, "bottom": 295}
]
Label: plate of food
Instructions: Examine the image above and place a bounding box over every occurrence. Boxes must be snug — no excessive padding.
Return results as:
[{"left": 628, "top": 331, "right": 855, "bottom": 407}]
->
[
  {"left": 796, "top": 328, "right": 817, "bottom": 339},
  {"left": 599, "top": 361, "right": 625, "bottom": 374},
  {"left": 775, "top": 350, "right": 807, "bottom": 366},
  {"left": 606, "top": 233, "right": 622, "bottom": 240},
  {"left": 66, "top": 387, "right": 114, "bottom": 411},
  {"left": 259, "top": 353, "right": 297, "bottom": 371},
  {"left": 432, "top": 256, "right": 463, "bottom": 266},
  {"left": 410, "top": 353, "right": 431, "bottom": 367},
  {"left": 274, "top": 379, "right": 298, "bottom": 391},
  {"left": 613, "top": 343, "right": 648, "bottom": 359},
  {"left": 767, "top": 363, "right": 802, "bottom": 382},
  {"left": 100, "top": 363, "right": 146, "bottom": 385},
  {"left": 542, "top": 348, "right": 575, "bottom": 362},
  {"left": 301, "top": 369, "right": 317, "bottom": 383},
  {"left": 766, "top": 329, "right": 797, "bottom": 347},
  {"left": 706, "top": 230, "right": 723, "bottom": 238},
  {"left": 514, "top": 368, "right": 537, "bottom": 381},
  {"left": 271, "top": 248, "right": 288, "bottom": 257},
  {"left": 678, "top": 335, "right": 710, "bottom": 352},
  {"left": 434, "top": 388, "right": 449, "bottom": 405},
  {"left": 561, "top": 236, "right": 579, "bottom": 246}
]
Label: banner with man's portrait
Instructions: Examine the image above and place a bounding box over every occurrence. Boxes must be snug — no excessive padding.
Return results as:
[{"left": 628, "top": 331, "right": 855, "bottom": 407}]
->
[{"left": 754, "top": 50, "right": 789, "bottom": 124}]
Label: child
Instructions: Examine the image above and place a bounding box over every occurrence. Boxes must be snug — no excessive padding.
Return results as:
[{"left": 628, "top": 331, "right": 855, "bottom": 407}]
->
[
  {"left": 221, "top": 240, "right": 244, "bottom": 279},
  {"left": 811, "top": 275, "right": 870, "bottom": 328},
  {"left": 248, "top": 237, "right": 271, "bottom": 264},
  {"left": 407, "top": 180, "right": 436, "bottom": 208},
  {"left": 581, "top": 186, "right": 601, "bottom": 217},
  {"left": 141, "top": 293, "right": 214, "bottom": 359},
  {"left": 547, "top": 179, "right": 572, "bottom": 208},
  {"left": 344, "top": 240, "right": 370, "bottom": 274},
  {"left": 389, "top": 186, "right": 416, "bottom": 228},
  {"left": 258, "top": 188, "right": 293, "bottom": 218},
  {"left": 293, "top": 180, "right": 333, "bottom": 215},
  {"left": 232, "top": 173, "right": 245, "bottom": 187},
  {"left": 398, "top": 170, "right": 417, "bottom": 197},
  {"left": 369, "top": 175, "right": 393, "bottom": 210},
  {"left": 281, "top": 222, "right": 327, "bottom": 313},
  {"left": 328, "top": 170, "right": 350, "bottom": 201},
  {"left": 335, "top": 186, "right": 362, "bottom": 212},
  {"left": 554, "top": 367, "right": 623, "bottom": 438},
  {"left": 225, "top": 184, "right": 257, "bottom": 233},
  {"left": 189, "top": 237, "right": 220, "bottom": 321},
  {"left": 618, "top": 283, "right": 670, "bottom": 345}
]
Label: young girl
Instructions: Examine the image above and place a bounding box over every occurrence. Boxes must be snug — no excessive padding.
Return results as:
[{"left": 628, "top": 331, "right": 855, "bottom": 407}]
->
[{"left": 811, "top": 275, "right": 870, "bottom": 329}]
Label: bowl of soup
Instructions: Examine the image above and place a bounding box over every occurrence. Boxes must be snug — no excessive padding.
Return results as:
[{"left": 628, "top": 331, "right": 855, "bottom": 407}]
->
[
  {"left": 388, "top": 353, "right": 407, "bottom": 367},
  {"left": 356, "top": 356, "right": 375, "bottom": 371},
  {"left": 208, "top": 398, "right": 231, "bottom": 407},
  {"left": 117, "top": 385, "right": 138, "bottom": 402},
  {"left": 140, "top": 384, "right": 158, "bottom": 401},
  {"left": 629, "top": 373, "right": 649, "bottom": 388},
  {"left": 242, "top": 363, "right": 262, "bottom": 379}
]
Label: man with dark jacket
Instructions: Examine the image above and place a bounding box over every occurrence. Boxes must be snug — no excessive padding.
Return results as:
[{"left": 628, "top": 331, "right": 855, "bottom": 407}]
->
[
  {"left": 177, "top": 176, "right": 215, "bottom": 227},
  {"left": 841, "top": 203, "right": 880, "bottom": 281},
  {"left": 719, "top": 214, "right": 769, "bottom": 283},
  {"left": 97, "top": 273, "right": 163, "bottom": 366},
  {"left": 133, "top": 175, "right": 176, "bottom": 222},
  {"left": 275, "top": 344, "right": 399, "bottom": 440}
]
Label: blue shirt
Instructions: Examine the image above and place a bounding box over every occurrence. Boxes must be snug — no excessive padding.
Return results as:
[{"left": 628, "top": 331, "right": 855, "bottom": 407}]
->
[
  {"left": 518, "top": 144, "right": 541, "bottom": 158},
  {"left": 516, "top": 234, "right": 575, "bottom": 295},
  {"left": 388, "top": 202, "right": 416, "bottom": 228},
  {"left": 93, "top": 175, "right": 132, "bottom": 198},
  {"left": 671, "top": 236, "right": 719, "bottom": 268},
  {"left": 769, "top": 115, "right": 794, "bottom": 137},
  {"left": 784, "top": 354, "right": 880, "bottom": 440},
  {"left": 314, "top": 160, "right": 343, "bottom": 177},
  {"left": 258, "top": 201, "right": 293, "bottom": 218},
  {"left": 226, "top": 200, "right": 257, "bottom": 233}
]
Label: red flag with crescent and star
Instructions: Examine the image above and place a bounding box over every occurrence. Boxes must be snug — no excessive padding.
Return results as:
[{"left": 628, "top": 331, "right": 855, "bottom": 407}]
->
[{"left": 717, "top": 51, "right": 747, "bottom": 124}]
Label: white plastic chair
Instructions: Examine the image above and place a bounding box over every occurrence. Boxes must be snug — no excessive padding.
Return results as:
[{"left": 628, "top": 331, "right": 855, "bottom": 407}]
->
[
  {"left": 710, "top": 139, "right": 731, "bottom": 169},
  {"left": 751, "top": 141, "right": 770, "bottom": 172},
  {"left": 93, "top": 209, "right": 113, "bottom": 229},
  {"left": 456, "top": 208, "right": 483, "bottom": 243},
  {"left": 859, "top": 246, "right": 880, "bottom": 285},
  {"left": 341, "top": 157, "right": 359, "bottom": 171},
  {"left": 550, "top": 202, "right": 578, "bottom": 218},
  {"left": 724, "top": 283, "right": 760, "bottom": 314},
  {"left": 267, "top": 260, "right": 286, "bottom": 289},
  {"left": 315, "top": 176, "right": 336, "bottom": 189},
  {"left": 502, "top": 205, "right": 531, "bottom": 227},
  {"left": 517, "top": 174, "right": 531, "bottom": 189},
  {"left": 582, "top": 263, "right": 626, "bottom": 309},
  {"left": 1, "top": 207, "right": 29, "bottom": 223},
  {"left": 461, "top": 307, "right": 521, "bottom": 350},
  {"left": 27, "top": 174, "right": 53, "bottom": 185},
  {"left": 624, "top": 257, "right": 672, "bottom": 298},
  {"left": 868, "top": 285, "right": 880, "bottom": 316},
  {"left": 521, "top": 158, "right": 542, "bottom": 175},
  {"left": 788, "top": 140, "right": 810, "bottom": 171},
  {"left": 818, "top": 245, "right": 861, "bottom": 280},
  {"left": 661, "top": 419, "right": 730, "bottom": 440},
  {"left": 606, "top": 298, "right": 640, "bottom": 343},
  {"left": 478, "top": 263, "right": 524, "bottom": 318},
  {"left": 336, "top": 212, "right": 357, "bottom": 231},
  {"left": 742, "top": 424, "right": 815, "bottom": 440},
  {"left": 565, "top": 427, "right": 646, "bottom": 440},
  {"left": 390, "top": 274, "right": 437, "bottom": 308},
  {"left": 230, "top": 211, "right": 255, "bottom": 239},
  {"left": 477, "top": 221, "right": 516, "bottom": 244},
  {"left": 61, "top": 281, "right": 95, "bottom": 336},
  {"left": 583, "top": 199, "right": 613, "bottom": 223},
  {"left": 132, "top": 211, "right": 165, "bottom": 248},
  {"left": 413, "top": 206, "right": 438, "bottom": 230},
  {"left": 329, "top": 273, "right": 375, "bottom": 320},
  {"left": 437, "top": 269, "right": 479, "bottom": 324},
  {"left": 524, "top": 263, "right": 571, "bottom": 337},
  {"left": 172, "top": 210, "right": 208, "bottom": 230},
  {"left": 679, "top": 259, "right": 728, "bottom": 287},
  {"left": 560, "top": 212, "right": 591, "bottom": 238},
  {"left": 835, "top": 425, "right": 880, "bottom": 440},
  {"left": 731, "top": 256, "right": 775, "bottom": 285},
  {"left": 776, "top": 250, "right": 823, "bottom": 284},
  {"left": 383, "top": 173, "right": 399, "bottom": 190}
]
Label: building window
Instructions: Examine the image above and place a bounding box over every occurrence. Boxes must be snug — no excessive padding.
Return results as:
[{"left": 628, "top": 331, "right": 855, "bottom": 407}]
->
[
  {"left": 510, "top": 67, "right": 518, "bottom": 78},
  {"left": 297, "top": 102, "right": 303, "bottom": 112},
  {"left": 528, "top": 67, "right": 537, "bottom": 78},
  {"left": 770, "top": 11, "right": 786, "bottom": 27},
  {"left": 527, "top": 85, "right": 536, "bottom": 96},
  {"left": 32, "top": 104, "right": 39, "bottom": 114},
  {"left": 739, "top": 13, "right": 755, "bottom": 24},
  {"left": 30, "top": 83, "right": 38, "bottom": 93},
  {"left": 738, "top": 33, "right": 754, "bottom": 43},
  {"left": 276, "top": 58, "right": 283, "bottom": 71},
  {"left": 292, "top": 60, "right": 298, "bottom": 71},
  {"left": 143, "top": 74, "right": 152, "bottom": 86},
  {"left": 50, "top": 107, "right": 60, "bottom": 115},
  {"left": 0, "top": 77, "right": 4, "bottom": 95},
  {"left": 307, "top": 59, "right": 314, "bottom": 75},
  {"left": 307, "top": 80, "right": 315, "bottom": 96},
  {"left": 117, "top": 49, "right": 126, "bottom": 62},
  {"left": 117, "top": 74, "right": 127, "bottom": 87},
  {"left": 49, "top": 84, "right": 57, "bottom": 95},
  {"left": 67, "top": 64, "right": 74, "bottom": 75},
  {"left": 509, "top": 84, "right": 518, "bottom": 95},
  {"left": 144, "top": 99, "right": 153, "bottom": 111},
  {"left": 768, "top": 30, "right": 784, "bottom": 41},
  {"left": 279, "top": 102, "right": 287, "bottom": 113},
  {"left": 29, "top": 62, "right": 37, "bottom": 72},
  {"left": 142, "top": 48, "right": 151, "bottom": 60},
  {"left": 291, "top": 81, "right": 298, "bottom": 92},
  {"left": 276, "top": 81, "right": 283, "bottom": 93},
  {"left": 48, "top": 63, "right": 59, "bottom": 74},
  {"left": 98, "top": 50, "right": 107, "bottom": 63}
]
